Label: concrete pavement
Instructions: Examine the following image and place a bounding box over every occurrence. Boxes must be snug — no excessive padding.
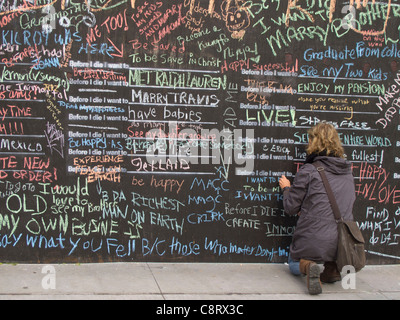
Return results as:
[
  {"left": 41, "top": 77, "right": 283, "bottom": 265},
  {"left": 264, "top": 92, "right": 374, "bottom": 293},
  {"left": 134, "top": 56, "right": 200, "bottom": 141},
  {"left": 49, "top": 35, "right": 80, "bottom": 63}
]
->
[{"left": 0, "top": 263, "right": 399, "bottom": 300}]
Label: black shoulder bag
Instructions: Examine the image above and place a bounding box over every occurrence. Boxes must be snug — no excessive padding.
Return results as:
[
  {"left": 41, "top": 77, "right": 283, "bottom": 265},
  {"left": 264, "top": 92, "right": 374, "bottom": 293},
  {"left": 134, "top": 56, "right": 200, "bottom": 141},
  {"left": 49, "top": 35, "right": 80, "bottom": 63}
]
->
[{"left": 313, "top": 163, "right": 366, "bottom": 272}]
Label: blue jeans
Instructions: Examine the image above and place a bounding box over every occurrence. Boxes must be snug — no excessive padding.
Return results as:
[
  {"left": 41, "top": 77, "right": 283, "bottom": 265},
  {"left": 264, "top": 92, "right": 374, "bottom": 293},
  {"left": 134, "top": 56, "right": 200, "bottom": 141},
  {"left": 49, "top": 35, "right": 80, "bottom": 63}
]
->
[{"left": 288, "top": 254, "right": 302, "bottom": 276}]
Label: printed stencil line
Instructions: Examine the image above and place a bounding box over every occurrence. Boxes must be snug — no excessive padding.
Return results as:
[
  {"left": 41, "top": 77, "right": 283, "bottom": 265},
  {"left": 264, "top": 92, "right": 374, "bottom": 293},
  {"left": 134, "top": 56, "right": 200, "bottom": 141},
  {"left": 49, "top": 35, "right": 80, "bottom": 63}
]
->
[
  {"left": 0, "top": 63, "right": 36, "bottom": 66},
  {"left": 295, "top": 126, "right": 378, "bottom": 131},
  {"left": 129, "top": 67, "right": 220, "bottom": 74},
  {"left": 1, "top": 117, "right": 46, "bottom": 120},
  {"left": 1, "top": 169, "right": 45, "bottom": 173},
  {"left": 295, "top": 143, "right": 383, "bottom": 149},
  {"left": 0, "top": 152, "right": 45, "bottom": 156},
  {"left": 129, "top": 85, "right": 219, "bottom": 91},
  {"left": 343, "top": 145, "right": 381, "bottom": 148},
  {"left": 129, "top": 102, "right": 219, "bottom": 108},
  {"left": 125, "top": 137, "right": 213, "bottom": 141},
  {"left": 78, "top": 89, "right": 117, "bottom": 93},
  {"left": 127, "top": 171, "right": 216, "bottom": 175},
  {"left": 366, "top": 251, "right": 400, "bottom": 260},
  {"left": 296, "top": 109, "right": 380, "bottom": 115},
  {"left": 126, "top": 154, "right": 217, "bottom": 158},
  {"left": 128, "top": 120, "right": 218, "bottom": 125},
  {"left": 0, "top": 80, "right": 43, "bottom": 84},
  {"left": 253, "top": 141, "right": 379, "bottom": 148},
  {"left": 351, "top": 160, "right": 381, "bottom": 164},
  {"left": 68, "top": 124, "right": 119, "bottom": 131},
  {"left": 297, "top": 92, "right": 379, "bottom": 99},
  {"left": 0, "top": 135, "right": 45, "bottom": 138},
  {"left": 0, "top": 99, "right": 44, "bottom": 102},
  {"left": 298, "top": 75, "right": 382, "bottom": 82}
]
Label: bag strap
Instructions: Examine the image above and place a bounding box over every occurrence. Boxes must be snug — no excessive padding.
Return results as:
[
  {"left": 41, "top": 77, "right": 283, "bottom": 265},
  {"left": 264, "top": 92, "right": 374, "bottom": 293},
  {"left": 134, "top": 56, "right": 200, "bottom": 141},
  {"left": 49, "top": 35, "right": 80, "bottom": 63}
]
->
[{"left": 312, "top": 163, "right": 343, "bottom": 223}]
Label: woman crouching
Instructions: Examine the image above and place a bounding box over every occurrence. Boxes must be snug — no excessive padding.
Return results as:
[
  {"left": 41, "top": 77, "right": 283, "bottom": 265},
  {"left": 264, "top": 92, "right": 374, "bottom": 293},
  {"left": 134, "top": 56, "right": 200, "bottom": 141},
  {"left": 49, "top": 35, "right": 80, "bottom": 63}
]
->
[{"left": 279, "top": 122, "right": 356, "bottom": 295}]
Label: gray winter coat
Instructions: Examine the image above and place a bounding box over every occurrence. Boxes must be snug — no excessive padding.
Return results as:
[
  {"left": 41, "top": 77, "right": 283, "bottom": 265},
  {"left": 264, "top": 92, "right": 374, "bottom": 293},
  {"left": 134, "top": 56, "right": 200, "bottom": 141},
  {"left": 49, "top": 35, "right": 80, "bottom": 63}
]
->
[{"left": 283, "top": 156, "right": 356, "bottom": 262}]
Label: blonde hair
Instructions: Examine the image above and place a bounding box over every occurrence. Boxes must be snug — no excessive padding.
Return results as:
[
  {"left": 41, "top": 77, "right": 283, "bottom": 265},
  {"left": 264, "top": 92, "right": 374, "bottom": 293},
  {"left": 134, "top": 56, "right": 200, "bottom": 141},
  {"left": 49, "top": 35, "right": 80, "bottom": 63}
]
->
[{"left": 306, "top": 122, "right": 345, "bottom": 158}]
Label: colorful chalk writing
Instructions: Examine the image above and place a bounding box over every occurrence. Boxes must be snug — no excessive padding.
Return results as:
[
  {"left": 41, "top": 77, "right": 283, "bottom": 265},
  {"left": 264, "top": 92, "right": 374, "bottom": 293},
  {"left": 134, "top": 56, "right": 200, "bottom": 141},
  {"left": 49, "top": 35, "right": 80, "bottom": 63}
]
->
[{"left": 0, "top": 0, "right": 399, "bottom": 264}]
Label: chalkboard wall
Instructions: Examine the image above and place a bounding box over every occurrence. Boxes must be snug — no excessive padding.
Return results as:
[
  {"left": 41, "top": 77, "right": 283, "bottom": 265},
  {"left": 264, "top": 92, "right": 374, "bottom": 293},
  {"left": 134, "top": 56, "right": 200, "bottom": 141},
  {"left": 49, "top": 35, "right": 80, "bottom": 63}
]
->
[{"left": 0, "top": 0, "right": 399, "bottom": 264}]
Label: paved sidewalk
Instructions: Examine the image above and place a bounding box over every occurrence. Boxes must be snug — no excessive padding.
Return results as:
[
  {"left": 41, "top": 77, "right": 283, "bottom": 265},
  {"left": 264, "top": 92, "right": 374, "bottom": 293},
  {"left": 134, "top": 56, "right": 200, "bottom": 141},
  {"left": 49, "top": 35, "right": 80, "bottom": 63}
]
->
[{"left": 0, "top": 263, "right": 399, "bottom": 300}]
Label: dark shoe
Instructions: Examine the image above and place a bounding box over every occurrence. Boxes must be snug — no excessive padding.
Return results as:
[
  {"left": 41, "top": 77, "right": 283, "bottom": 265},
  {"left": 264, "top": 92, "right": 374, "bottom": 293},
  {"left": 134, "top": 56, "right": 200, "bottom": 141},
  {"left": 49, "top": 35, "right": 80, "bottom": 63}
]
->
[
  {"left": 300, "top": 259, "right": 322, "bottom": 295},
  {"left": 320, "top": 262, "right": 341, "bottom": 283}
]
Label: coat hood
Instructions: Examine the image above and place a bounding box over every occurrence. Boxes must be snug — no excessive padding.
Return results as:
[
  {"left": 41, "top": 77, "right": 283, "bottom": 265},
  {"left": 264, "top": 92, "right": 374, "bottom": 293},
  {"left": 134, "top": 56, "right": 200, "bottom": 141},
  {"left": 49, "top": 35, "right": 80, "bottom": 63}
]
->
[{"left": 312, "top": 156, "right": 352, "bottom": 175}]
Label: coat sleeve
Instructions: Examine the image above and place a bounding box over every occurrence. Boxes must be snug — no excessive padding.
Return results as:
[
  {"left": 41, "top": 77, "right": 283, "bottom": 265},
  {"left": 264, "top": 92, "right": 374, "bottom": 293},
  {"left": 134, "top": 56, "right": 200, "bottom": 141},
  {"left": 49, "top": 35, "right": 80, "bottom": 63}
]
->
[{"left": 283, "top": 166, "right": 311, "bottom": 216}]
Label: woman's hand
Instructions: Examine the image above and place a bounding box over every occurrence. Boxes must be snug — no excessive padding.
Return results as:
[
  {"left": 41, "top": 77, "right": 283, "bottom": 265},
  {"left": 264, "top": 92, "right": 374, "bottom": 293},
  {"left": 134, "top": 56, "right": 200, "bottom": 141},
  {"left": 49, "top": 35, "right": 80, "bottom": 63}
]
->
[{"left": 279, "top": 175, "right": 291, "bottom": 190}]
